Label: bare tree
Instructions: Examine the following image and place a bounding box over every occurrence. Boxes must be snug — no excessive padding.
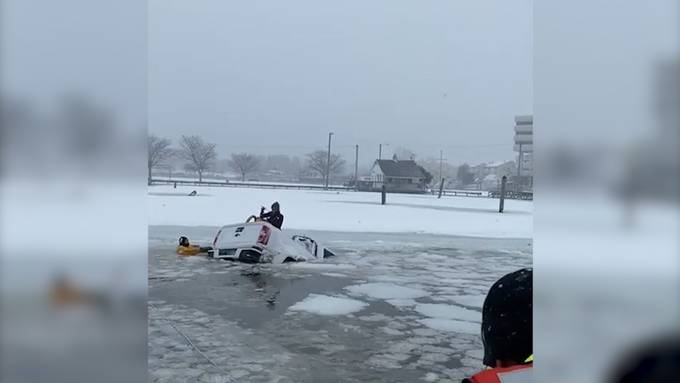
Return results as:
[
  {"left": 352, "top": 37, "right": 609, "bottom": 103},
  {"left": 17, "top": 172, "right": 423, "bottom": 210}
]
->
[
  {"left": 147, "top": 135, "right": 173, "bottom": 185},
  {"left": 178, "top": 135, "right": 217, "bottom": 182},
  {"left": 229, "top": 153, "right": 260, "bottom": 181},
  {"left": 306, "top": 150, "right": 345, "bottom": 182}
]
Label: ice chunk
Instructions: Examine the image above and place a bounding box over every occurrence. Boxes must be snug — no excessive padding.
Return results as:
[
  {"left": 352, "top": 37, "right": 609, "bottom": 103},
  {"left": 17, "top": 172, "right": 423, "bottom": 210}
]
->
[
  {"left": 418, "top": 318, "right": 480, "bottom": 335},
  {"left": 415, "top": 303, "right": 480, "bottom": 322},
  {"left": 381, "top": 327, "right": 404, "bottom": 336},
  {"left": 387, "top": 298, "right": 418, "bottom": 307},
  {"left": 288, "top": 294, "right": 368, "bottom": 316},
  {"left": 321, "top": 272, "right": 348, "bottom": 278},
  {"left": 449, "top": 294, "right": 486, "bottom": 308},
  {"left": 289, "top": 263, "right": 357, "bottom": 271},
  {"left": 346, "top": 283, "right": 429, "bottom": 300}
]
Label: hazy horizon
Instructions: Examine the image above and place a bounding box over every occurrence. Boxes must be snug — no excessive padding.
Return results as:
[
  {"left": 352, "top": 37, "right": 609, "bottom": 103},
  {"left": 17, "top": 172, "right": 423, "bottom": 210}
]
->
[{"left": 148, "top": 0, "right": 532, "bottom": 168}]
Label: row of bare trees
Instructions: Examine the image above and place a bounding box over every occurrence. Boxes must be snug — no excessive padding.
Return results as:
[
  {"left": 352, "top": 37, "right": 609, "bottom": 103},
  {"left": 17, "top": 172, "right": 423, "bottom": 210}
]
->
[
  {"left": 228, "top": 151, "right": 346, "bottom": 182},
  {"left": 148, "top": 135, "right": 217, "bottom": 184},
  {"left": 148, "top": 135, "right": 347, "bottom": 184}
]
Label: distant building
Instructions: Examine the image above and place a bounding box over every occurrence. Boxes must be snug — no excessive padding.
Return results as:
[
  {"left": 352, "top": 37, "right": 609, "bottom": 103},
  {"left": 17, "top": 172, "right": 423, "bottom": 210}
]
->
[
  {"left": 472, "top": 161, "right": 516, "bottom": 179},
  {"left": 514, "top": 115, "right": 533, "bottom": 189},
  {"left": 480, "top": 174, "right": 500, "bottom": 191},
  {"left": 470, "top": 161, "right": 516, "bottom": 190},
  {"left": 361, "top": 158, "right": 431, "bottom": 193}
]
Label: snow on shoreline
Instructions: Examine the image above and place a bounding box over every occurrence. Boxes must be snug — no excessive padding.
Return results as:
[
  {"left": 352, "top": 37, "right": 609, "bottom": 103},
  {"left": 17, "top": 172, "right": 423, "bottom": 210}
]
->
[{"left": 149, "top": 185, "right": 532, "bottom": 238}]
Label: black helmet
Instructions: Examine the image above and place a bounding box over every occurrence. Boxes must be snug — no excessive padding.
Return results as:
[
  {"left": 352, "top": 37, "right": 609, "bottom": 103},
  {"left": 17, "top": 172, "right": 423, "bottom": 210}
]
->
[
  {"left": 481, "top": 268, "right": 532, "bottom": 367},
  {"left": 178, "top": 236, "right": 190, "bottom": 247},
  {"left": 271, "top": 201, "right": 280, "bottom": 210}
]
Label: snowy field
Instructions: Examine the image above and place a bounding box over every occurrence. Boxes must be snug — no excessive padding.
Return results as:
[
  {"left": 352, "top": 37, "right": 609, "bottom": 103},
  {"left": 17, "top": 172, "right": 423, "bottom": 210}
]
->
[
  {"left": 149, "top": 227, "right": 531, "bottom": 382},
  {"left": 149, "top": 185, "right": 532, "bottom": 238}
]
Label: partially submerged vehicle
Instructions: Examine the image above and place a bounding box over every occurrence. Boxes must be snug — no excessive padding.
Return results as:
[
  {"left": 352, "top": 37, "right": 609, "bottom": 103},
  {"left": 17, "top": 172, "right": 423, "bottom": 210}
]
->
[{"left": 207, "top": 218, "right": 335, "bottom": 264}]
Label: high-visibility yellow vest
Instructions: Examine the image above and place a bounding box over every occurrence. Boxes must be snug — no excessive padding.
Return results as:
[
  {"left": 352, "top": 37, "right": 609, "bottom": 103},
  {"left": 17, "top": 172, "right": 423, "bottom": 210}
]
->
[{"left": 176, "top": 245, "right": 201, "bottom": 256}]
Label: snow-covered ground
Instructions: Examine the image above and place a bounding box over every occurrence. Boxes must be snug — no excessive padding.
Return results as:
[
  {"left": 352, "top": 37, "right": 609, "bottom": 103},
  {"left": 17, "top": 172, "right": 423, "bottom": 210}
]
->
[
  {"left": 149, "top": 185, "right": 532, "bottom": 238},
  {"left": 153, "top": 176, "right": 343, "bottom": 188}
]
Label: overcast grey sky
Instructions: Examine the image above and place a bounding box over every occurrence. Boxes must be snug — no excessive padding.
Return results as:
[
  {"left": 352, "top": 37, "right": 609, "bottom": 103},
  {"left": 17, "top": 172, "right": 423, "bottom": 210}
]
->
[{"left": 149, "top": 0, "right": 532, "bottom": 166}]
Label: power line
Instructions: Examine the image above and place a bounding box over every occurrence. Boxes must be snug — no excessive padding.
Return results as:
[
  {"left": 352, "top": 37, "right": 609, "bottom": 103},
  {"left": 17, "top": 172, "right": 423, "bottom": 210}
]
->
[{"left": 211, "top": 143, "right": 507, "bottom": 149}]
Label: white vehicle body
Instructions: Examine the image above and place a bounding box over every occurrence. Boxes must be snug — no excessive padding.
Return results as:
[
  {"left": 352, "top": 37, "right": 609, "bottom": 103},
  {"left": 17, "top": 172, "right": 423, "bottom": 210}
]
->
[{"left": 208, "top": 221, "right": 335, "bottom": 264}]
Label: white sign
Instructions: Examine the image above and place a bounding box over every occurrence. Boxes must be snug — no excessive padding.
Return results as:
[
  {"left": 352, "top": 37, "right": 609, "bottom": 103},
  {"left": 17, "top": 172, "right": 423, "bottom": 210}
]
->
[{"left": 514, "top": 115, "right": 533, "bottom": 151}]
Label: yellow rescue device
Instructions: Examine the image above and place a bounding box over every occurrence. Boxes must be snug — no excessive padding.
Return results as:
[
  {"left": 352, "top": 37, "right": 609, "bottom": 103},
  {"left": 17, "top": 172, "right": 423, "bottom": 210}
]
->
[{"left": 176, "top": 245, "right": 202, "bottom": 256}]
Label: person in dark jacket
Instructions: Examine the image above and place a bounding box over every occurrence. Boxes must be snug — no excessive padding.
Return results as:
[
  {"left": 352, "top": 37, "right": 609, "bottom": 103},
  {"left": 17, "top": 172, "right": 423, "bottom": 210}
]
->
[
  {"left": 462, "top": 268, "right": 533, "bottom": 383},
  {"left": 260, "top": 201, "right": 284, "bottom": 229}
]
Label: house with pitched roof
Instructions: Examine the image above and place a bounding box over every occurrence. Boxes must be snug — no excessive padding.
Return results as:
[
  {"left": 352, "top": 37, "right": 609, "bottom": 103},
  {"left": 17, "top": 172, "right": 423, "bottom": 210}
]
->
[{"left": 360, "top": 156, "right": 432, "bottom": 193}]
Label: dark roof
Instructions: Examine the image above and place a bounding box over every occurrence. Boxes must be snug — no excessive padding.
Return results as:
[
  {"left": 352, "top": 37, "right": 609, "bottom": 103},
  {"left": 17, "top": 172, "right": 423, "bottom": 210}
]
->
[{"left": 376, "top": 159, "right": 429, "bottom": 178}]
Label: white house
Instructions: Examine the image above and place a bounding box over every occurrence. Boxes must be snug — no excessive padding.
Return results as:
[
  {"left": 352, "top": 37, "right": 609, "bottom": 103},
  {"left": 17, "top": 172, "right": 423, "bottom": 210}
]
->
[{"left": 362, "top": 158, "right": 431, "bottom": 193}]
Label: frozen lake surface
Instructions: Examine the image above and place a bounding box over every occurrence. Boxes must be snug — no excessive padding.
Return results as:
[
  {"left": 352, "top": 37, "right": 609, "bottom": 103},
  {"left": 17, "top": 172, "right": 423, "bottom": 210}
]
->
[{"left": 149, "top": 226, "right": 531, "bottom": 382}]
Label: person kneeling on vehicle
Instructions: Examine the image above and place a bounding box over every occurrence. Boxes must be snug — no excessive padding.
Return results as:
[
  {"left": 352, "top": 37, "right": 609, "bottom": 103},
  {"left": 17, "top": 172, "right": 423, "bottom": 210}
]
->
[
  {"left": 176, "top": 236, "right": 211, "bottom": 256},
  {"left": 463, "top": 267, "right": 533, "bottom": 383},
  {"left": 260, "top": 201, "right": 284, "bottom": 229}
]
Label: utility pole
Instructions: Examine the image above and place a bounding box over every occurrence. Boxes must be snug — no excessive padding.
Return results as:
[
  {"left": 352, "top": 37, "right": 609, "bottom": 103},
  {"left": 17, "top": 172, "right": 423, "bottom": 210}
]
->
[
  {"left": 438, "top": 178, "right": 445, "bottom": 199},
  {"left": 439, "top": 150, "right": 444, "bottom": 184},
  {"left": 378, "top": 143, "right": 389, "bottom": 160},
  {"left": 499, "top": 175, "right": 507, "bottom": 213},
  {"left": 325, "top": 132, "right": 334, "bottom": 189},
  {"left": 517, "top": 143, "right": 523, "bottom": 177},
  {"left": 438, "top": 150, "right": 448, "bottom": 186},
  {"left": 354, "top": 144, "right": 359, "bottom": 190}
]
